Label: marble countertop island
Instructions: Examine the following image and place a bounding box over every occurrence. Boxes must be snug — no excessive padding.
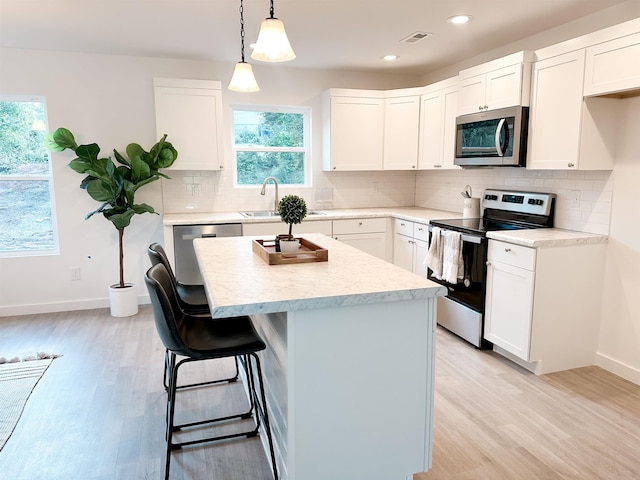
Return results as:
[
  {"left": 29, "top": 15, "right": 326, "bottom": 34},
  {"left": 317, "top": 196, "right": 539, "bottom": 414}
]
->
[
  {"left": 193, "top": 233, "right": 445, "bottom": 480},
  {"left": 194, "top": 232, "right": 446, "bottom": 319}
]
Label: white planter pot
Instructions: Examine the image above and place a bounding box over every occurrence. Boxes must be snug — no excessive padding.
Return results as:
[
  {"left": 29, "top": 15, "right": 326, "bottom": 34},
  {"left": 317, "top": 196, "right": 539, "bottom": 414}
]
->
[
  {"left": 109, "top": 283, "right": 138, "bottom": 317},
  {"left": 279, "top": 239, "right": 300, "bottom": 252}
]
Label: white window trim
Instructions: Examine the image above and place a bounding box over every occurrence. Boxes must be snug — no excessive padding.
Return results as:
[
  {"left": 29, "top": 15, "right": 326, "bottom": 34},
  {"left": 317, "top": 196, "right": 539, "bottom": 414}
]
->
[
  {"left": 0, "top": 94, "right": 59, "bottom": 257},
  {"left": 230, "top": 104, "right": 312, "bottom": 188}
]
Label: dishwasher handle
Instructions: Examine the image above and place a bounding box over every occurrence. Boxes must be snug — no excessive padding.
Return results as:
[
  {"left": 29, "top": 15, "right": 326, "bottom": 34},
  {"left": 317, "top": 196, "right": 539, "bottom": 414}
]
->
[{"left": 181, "top": 233, "right": 219, "bottom": 240}]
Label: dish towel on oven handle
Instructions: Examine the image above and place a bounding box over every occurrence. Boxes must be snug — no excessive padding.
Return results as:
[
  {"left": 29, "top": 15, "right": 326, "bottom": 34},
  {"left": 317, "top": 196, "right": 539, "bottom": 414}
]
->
[
  {"left": 425, "top": 226, "right": 444, "bottom": 279},
  {"left": 442, "top": 230, "right": 464, "bottom": 284}
]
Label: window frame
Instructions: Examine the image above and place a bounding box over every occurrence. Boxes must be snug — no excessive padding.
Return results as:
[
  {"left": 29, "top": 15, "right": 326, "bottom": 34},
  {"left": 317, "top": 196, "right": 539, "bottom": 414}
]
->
[
  {"left": 231, "top": 104, "right": 312, "bottom": 188},
  {"left": 0, "top": 94, "right": 59, "bottom": 257}
]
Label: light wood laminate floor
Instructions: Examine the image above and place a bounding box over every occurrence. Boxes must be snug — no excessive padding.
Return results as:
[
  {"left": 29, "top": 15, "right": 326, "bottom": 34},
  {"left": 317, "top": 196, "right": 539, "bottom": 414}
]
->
[{"left": 0, "top": 307, "right": 638, "bottom": 479}]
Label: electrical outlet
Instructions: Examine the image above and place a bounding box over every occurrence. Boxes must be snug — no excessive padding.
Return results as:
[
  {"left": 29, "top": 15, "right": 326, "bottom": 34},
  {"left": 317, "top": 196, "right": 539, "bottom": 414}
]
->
[
  {"left": 569, "top": 190, "right": 581, "bottom": 208},
  {"left": 71, "top": 267, "right": 81, "bottom": 281}
]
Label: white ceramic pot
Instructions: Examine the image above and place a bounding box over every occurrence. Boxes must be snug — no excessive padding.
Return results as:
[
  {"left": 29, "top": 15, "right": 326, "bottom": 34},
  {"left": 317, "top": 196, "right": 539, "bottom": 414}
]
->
[
  {"left": 279, "top": 239, "right": 300, "bottom": 252},
  {"left": 109, "top": 283, "right": 138, "bottom": 317}
]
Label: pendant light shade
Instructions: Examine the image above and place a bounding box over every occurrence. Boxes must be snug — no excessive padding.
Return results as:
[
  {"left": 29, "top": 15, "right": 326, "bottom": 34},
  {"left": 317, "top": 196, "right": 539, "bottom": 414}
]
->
[
  {"left": 228, "top": 0, "right": 259, "bottom": 92},
  {"left": 228, "top": 62, "right": 260, "bottom": 92},
  {"left": 251, "top": 1, "right": 295, "bottom": 62}
]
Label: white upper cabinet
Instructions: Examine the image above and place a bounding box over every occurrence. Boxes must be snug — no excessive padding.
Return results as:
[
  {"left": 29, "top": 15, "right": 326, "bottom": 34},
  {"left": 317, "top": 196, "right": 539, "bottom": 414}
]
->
[
  {"left": 584, "top": 31, "right": 640, "bottom": 97},
  {"left": 323, "top": 90, "right": 384, "bottom": 171},
  {"left": 527, "top": 50, "right": 616, "bottom": 170},
  {"left": 458, "top": 51, "right": 533, "bottom": 115},
  {"left": 383, "top": 94, "right": 421, "bottom": 170},
  {"left": 418, "top": 78, "right": 460, "bottom": 170},
  {"left": 154, "top": 78, "right": 224, "bottom": 171}
]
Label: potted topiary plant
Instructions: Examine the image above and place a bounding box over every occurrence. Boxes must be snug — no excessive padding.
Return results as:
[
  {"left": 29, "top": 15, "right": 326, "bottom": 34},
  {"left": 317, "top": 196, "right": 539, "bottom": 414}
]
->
[
  {"left": 277, "top": 194, "right": 307, "bottom": 252},
  {"left": 45, "top": 127, "right": 178, "bottom": 317}
]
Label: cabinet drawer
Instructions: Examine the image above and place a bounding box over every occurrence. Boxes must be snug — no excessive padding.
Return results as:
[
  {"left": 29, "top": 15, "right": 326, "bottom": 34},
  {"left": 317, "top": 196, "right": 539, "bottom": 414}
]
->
[
  {"left": 414, "top": 222, "right": 429, "bottom": 242},
  {"left": 488, "top": 240, "right": 536, "bottom": 271},
  {"left": 333, "top": 217, "right": 387, "bottom": 235},
  {"left": 394, "top": 218, "right": 414, "bottom": 237}
]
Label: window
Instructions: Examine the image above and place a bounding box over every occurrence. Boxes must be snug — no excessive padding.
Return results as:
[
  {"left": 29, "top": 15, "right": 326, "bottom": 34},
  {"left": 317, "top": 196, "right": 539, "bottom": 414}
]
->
[
  {"left": 232, "top": 105, "right": 310, "bottom": 186},
  {"left": 0, "top": 96, "right": 58, "bottom": 256}
]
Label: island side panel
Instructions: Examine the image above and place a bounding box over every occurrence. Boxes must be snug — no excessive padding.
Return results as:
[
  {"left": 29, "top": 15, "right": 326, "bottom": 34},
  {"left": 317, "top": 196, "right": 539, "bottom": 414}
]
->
[{"left": 287, "top": 297, "right": 436, "bottom": 480}]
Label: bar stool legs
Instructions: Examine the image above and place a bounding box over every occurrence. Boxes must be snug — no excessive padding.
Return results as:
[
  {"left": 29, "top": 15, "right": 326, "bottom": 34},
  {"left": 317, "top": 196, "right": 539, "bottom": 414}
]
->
[{"left": 163, "top": 352, "right": 279, "bottom": 480}]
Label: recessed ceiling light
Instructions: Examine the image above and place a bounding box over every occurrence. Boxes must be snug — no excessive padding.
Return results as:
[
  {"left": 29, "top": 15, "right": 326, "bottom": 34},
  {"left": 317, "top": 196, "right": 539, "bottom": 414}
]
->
[
  {"left": 447, "top": 14, "right": 473, "bottom": 25},
  {"left": 382, "top": 55, "right": 399, "bottom": 61}
]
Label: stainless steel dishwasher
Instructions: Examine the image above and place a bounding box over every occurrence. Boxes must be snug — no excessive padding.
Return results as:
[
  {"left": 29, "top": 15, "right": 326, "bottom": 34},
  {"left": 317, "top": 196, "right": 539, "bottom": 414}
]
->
[{"left": 173, "top": 224, "right": 243, "bottom": 284}]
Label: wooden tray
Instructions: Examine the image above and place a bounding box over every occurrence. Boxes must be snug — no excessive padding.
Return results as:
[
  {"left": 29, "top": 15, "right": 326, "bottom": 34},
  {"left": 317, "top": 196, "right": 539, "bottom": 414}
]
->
[{"left": 252, "top": 237, "right": 328, "bottom": 265}]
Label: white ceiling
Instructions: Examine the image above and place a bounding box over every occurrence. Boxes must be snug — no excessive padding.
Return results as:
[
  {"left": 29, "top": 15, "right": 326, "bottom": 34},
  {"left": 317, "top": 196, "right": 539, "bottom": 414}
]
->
[{"left": 0, "top": 0, "right": 632, "bottom": 75}]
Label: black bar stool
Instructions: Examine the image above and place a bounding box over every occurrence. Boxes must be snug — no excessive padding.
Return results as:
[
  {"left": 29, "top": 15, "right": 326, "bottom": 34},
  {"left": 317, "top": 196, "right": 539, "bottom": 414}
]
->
[
  {"left": 147, "top": 243, "right": 239, "bottom": 390},
  {"left": 145, "top": 263, "right": 278, "bottom": 480}
]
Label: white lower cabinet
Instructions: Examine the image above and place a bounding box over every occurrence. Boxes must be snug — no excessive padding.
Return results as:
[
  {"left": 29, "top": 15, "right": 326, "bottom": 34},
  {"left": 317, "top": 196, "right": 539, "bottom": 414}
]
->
[
  {"left": 333, "top": 217, "right": 389, "bottom": 261},
  {"left": 484, "top": 239, "right": 606, "bottom": 374},
  {"left": 484, "top": 243, "right": 535, "bottom": 359},
  {"left": 393, "top": 219, "right": 429, "bottom": 278}
]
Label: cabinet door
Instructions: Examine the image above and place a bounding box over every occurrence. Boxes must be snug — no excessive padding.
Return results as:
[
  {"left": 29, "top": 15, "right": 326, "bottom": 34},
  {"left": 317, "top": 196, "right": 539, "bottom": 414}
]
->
[
  {"left": 154, "top": 80, "right": 224, "bottom": 171},
  {"left": 527, "top": 50, "right": 585, "bottom": 170},
  {"left": 485, "top": 64, "right": 523, "bottom": 111},
  {"left": 584, "top": 31, "right": 640, "bottom": 97},
  {"left": 458, "top": 73, "right": 487, "bottom": 115},
  {"left": 383, "top": 96, "right": 420, "bottom": 170},
  {"left": 393, "top": 234, "right": 414, "bottom": 272},
  {"left": 418, "top": 90, "right": 443, "bottom": 169},
  {"left": 413, "top": 239, "right": 429, "bottom": 278},
  {"left": 327, "top": 97, "right": 384, "bottom": 170},
  {"left": 335, "top": 232, "right": 387, "bottom": 260},
  {"left": 484, "top": 260, "right": 535, "bottom": 360},
  {"left": 440, "top": 85, "right": 460, "bottom": 170}
]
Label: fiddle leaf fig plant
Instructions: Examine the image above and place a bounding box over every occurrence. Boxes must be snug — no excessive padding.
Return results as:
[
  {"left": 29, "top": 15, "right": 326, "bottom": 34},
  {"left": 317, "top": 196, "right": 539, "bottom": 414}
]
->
[
  {"left": 45, "top": 127, "right": 178, "bottom": 288},
  {"left": 278, "top": 194, "right": 307, "bottom": 240}
]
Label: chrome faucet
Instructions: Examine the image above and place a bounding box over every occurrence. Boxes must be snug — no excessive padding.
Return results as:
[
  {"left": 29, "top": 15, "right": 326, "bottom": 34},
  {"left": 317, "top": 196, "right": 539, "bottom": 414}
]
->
[{"left": 260, "top": 176, "right": 279, "bottom": 214}]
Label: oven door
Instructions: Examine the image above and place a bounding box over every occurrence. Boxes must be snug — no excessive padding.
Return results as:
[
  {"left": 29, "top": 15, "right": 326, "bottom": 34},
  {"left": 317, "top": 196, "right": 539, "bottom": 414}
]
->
[{"left": 427, "top": 228, "right": 487, "bottom": 313}]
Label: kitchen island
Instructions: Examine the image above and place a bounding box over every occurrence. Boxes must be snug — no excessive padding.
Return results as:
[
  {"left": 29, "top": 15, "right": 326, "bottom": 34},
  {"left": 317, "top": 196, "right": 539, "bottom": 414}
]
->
[{"left": 193, "top": 233, "right": 446, "bottom": 480}]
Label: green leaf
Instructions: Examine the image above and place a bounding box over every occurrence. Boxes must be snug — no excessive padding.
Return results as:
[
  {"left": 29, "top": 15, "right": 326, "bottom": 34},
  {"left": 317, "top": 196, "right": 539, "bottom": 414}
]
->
[
  {"left": 44, "top": 132, "right": 66, "bottom": 152},
  {"left": 132, "top": 203, "right": 156, "bottom": 214},
  {"left": 126, "top": 143, "right": 145, "bottom": 164},
  {"left": 113, "top": 149, "right": 131, "bottom": 167},
  {"left": 131, "top": 155, "right": 151, "bottom": 184},
  {"left": 51, "top": 127, "right": 78, "bottom": 150},
  {"left": 86, "top": 179, "right": 115, "bottom": 202},
  {"left": 69, "top": 158, "right": 92, "bottom": 174},
  {"left": 105, "top": 209, "right": 135, "bottom": 230},
  {"left": 75, "top": 143, "right": 100, "bottom": 162}
]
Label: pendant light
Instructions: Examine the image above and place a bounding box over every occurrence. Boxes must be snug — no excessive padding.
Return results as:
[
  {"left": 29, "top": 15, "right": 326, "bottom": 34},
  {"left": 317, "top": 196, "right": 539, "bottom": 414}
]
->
[
  {"left": 228, "top": 0, "right": 260, "bottom": 92},
  {"left": 251, "top": 0, "right": 296, "bottom": 62}
]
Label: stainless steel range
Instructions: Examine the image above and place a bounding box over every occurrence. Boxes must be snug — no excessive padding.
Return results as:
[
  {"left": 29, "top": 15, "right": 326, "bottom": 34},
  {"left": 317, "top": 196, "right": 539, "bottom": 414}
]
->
[{"left": 427, "top": 189, "right": 556, "bottom": 348}]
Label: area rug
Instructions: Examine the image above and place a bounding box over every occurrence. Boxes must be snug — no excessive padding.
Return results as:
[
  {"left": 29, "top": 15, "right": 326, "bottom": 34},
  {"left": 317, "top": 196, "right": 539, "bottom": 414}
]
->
[{"left": 0, "top": 353, "right": 60, "bottom": 451}]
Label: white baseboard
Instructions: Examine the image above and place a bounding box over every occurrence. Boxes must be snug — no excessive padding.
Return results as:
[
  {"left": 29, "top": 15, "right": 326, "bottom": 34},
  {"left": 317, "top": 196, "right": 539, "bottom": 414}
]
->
[
  {"left": 0, "top": 294, "right": 151, "bottom": 317},
  {"left": 595, "top": 352, "right": 640, "bottom": 386}
]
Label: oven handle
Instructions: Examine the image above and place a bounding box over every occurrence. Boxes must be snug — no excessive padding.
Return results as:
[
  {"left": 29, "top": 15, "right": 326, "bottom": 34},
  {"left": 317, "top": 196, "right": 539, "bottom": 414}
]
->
[{"left": 428, "top": 225, "right": 483, "bottom": 244}]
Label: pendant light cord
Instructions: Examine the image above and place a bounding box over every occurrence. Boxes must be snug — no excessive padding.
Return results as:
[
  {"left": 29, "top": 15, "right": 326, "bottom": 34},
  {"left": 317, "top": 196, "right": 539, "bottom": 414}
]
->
[
  {"left": 239, "top": 0, "right": 246, "bottom": 62},
  {"left": 269, "top": 0, "right": 275, "bottom": 19}
]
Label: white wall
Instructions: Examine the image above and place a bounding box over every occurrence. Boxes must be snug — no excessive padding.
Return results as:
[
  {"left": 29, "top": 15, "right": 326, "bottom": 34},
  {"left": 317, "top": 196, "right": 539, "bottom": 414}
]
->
[
  {"left": 0, "top": 47, "right": 419, "bottom": 315},
  {"left": 595, "top": 97, "right": 640, "bottom": 384}
]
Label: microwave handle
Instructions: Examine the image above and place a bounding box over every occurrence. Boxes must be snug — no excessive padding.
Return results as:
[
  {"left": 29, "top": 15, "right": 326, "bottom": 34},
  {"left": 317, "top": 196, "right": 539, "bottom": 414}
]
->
[{"left": 495, "top": 118, "right": 506, "bottom": 157}]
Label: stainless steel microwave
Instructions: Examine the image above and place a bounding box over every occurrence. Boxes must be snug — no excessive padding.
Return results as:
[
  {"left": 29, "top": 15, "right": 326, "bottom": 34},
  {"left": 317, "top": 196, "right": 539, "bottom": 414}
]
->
[{"left": 454, "top": 106, "right": 529, "bottom": 167}]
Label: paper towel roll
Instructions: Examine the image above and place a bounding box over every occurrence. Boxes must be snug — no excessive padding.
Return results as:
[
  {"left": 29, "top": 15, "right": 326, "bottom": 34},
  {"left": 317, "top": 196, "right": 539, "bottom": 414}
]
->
[{"left": 463, "top": 197, "right": 480, "bottom": 218}]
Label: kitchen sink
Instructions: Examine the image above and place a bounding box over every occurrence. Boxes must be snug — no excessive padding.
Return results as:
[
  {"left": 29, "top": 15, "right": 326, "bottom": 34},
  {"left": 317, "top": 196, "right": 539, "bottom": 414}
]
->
[{"left": 239, "top": 210, "right": 325, "bottom": 218}]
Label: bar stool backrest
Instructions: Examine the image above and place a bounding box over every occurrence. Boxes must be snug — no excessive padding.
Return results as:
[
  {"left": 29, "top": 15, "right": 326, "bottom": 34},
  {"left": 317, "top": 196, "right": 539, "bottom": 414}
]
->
[
  {"left": 145, "top": 263, "right": 188, "bottom": 355},
  {"left": 148, "top": 243, "right": 178, "bottom": 285}
]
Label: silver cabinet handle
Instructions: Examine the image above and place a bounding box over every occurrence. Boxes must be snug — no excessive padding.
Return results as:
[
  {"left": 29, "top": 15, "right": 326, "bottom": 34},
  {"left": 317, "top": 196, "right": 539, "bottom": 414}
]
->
[
  {"left": 568, "top": 163, "right": 575, "bottom": 168},
  {"left": 504, "top": 248, "right": 511, "bottom": 252}
]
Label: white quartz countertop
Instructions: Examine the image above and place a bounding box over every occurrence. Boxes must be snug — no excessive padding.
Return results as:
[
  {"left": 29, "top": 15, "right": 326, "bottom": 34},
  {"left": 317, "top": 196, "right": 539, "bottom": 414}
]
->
[
  {"left": 487, "top": 228, "right": 608, "bottom": 247},
  {"left": 193, "top": 233, "right": 447, "bottom": 318},
  {"left": 163, "top": 206, "right": 462, "bottom": 226}
]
